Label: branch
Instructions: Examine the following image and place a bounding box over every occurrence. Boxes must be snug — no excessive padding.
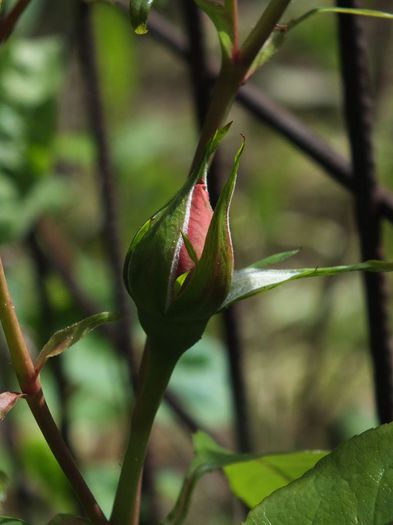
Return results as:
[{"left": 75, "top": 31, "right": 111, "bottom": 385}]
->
[
  {"left": 0, "top": 257, "right": 108, "bottom": 525},
  {"left": 336, "top": 0, "right": 393, "bottom": 422},
  {"left": 0, "top": 0, "right": 31, "bottom": 43}
]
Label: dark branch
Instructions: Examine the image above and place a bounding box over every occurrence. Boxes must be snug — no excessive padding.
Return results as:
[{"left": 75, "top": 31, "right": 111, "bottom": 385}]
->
[
  {"left": 0, "top": 0, "right": 31, "bottom": 43},
  {"left": 336, "top": 0, "right": 393, "bottom": 422}
]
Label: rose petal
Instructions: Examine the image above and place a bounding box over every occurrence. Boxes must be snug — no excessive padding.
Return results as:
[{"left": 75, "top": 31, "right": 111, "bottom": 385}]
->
[{"left": 177, "top": 182, "right": 213, "bottom": 275}]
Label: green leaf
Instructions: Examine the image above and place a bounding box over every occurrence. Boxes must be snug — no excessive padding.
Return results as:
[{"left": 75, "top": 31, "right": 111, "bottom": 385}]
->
[
  {"left": 224, "top": 451, "right": 327, "bottom": 509},
  {"left": 181, "top": 232, "right": 198, "bottom": 266},
  {"left": 248, "top": 249, "right": 300, "bottom": 269},
  {"left": 129, "top": 0, "right": 154, "bottom": 35},
  {"left": 246, "top": 423, "right": 393, "bottom": 524},
  {"left": 289, "top": 7, "right": 393, "bottom": 31},
  {"left": 162, "top": 432, "right": 325, "bottom": 525},
  {"left": 0, "top": 518, "right": 29, "bottom": 524},
  {"left": 221, "top": 260, "right": 393, "bottom": 309},
  {"left": 46, "top": 515, "right": 90, "bottom": 525},
  {"left": 194, "top": 0, "right": 236, "bottom": 58},
  {"left": 35, "top": 312, "right": 116, "bottom": 372},
  {"left": 0, "top": 392, "right": 24, "bottom": 421},
  {"left": 246, "top": 28, "right": 287, "bottom": 79}
]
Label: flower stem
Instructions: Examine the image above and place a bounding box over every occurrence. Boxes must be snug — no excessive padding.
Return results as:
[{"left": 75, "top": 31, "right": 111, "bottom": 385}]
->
[
  {"left": 110, "top": 340, "right": 180, "bottom": 525},
  {"left": 191, "top": 0, "right": 292, "bottom": 172},
  {"left": 0, "top": 257, "right": 108, "bottom": 525}
]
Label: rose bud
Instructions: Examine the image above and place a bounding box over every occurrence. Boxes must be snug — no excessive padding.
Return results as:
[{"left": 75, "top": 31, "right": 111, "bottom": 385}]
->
[{"left": 123, "top": 124, "right": 244, "bottom": 352}]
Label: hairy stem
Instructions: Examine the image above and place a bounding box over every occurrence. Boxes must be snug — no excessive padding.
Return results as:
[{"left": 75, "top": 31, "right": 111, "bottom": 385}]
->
[{"left": 0, "top": 257, "right": 108, "bottom": 525}]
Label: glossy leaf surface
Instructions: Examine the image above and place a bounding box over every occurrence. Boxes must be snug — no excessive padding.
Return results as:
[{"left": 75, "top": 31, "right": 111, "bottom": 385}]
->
[
  {"left": 222, "top": 260, "right": 393, "bottom": 309},
  {"left": 35, "top": 312, "right": 116, "bottom": 372},
  {"left": 246, "top": 423, "right": 393, "bottom": 525},
  {"left": 224, "top": 451, "right": 327, "bottom": 509}
]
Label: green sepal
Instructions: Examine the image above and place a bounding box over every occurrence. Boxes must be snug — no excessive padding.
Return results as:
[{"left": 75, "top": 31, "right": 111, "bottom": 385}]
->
[
  {"left": 129, "top": 0, "right": 154, "bottom": 35},
  {"left": 221, "top": 260, "right": 393, "bottom": 309},
  {"left": 35, "top": 312, "right": 117, "bottom": 372},
  {"left": 169, "top": 140, "right": 243, "bottom": 321},
  {"left": 194, "top": 0, "right": 236, "bottom": 59},
  {"left": 181, "top": 232, "right": 198, "bottom": 266}
]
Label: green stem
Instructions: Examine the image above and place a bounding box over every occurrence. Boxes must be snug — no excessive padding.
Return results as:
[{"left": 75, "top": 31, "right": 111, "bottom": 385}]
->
[
  {"left": 191, "top": 0, "right": 292, "bottom": 172},
  {"left": 239, "top": 0, "right": 292, "bottom": 68},
  {"left": 0, "top": 257, "right": 108, "bottom": 525},
  {"left": 110, "top": 340, "right": 180, "bottom": 525}
]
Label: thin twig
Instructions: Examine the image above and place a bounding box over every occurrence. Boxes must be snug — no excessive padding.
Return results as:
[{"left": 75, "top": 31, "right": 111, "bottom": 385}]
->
[
  {"left": 0, "top": 0, "right": 30, "bottom": 43},
  {"left": 336, "top": 0, "right": 393, "bottom": 422},
  {"left": 179, "top": 0, "right": 253, "bottom": 453}
]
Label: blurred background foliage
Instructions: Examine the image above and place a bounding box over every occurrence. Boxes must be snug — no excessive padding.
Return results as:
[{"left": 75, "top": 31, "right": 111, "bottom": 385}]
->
[{"left": 0, "top": 0, "right": 392, "bottom": 523}]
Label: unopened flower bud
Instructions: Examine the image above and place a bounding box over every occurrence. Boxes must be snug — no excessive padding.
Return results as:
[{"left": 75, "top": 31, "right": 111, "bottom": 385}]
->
[{"left": 123, "top": 125, "right": 243, "bottom": 352}]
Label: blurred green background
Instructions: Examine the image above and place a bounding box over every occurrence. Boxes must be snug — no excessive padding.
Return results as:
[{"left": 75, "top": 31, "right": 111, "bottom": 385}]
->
[{"left": 0, "top": 0, "right": 393, "bottom": 523}]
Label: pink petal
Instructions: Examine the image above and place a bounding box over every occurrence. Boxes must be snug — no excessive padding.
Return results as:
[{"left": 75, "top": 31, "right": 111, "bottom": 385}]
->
[{"left": 177, "top": 182, "right": 213, "bottom": 275}]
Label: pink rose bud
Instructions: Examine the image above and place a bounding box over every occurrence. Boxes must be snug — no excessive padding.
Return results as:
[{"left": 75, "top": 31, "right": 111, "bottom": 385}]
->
[{"left": 123, "top": 124, "right": 243, "bottom": 352}]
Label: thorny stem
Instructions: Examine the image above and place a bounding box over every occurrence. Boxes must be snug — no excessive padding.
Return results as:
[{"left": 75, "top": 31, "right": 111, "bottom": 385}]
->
[
  {"left": 0, "top": 257, "right": 109, "bottom": 525},
  {"left": 110, "top": 340, "right": 180, "bottom": 525}
]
